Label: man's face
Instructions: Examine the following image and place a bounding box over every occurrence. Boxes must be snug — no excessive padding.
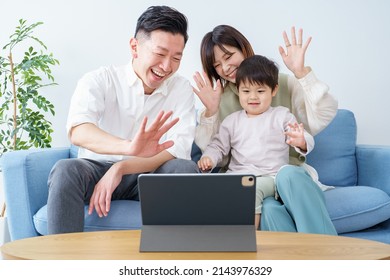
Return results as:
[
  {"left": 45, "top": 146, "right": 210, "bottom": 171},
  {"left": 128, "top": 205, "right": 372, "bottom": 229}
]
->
[{"left": 131, "top": 30, "right": 185, "bottom": 94}]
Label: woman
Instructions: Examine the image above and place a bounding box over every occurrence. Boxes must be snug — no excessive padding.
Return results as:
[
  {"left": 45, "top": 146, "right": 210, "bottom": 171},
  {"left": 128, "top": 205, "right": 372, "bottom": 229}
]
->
[{"left": 193, "top": 25, "right": 338, "bottom": 235}]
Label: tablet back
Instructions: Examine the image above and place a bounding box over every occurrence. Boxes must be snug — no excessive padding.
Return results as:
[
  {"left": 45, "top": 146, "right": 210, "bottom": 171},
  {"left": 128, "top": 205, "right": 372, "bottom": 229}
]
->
[{"left": 138, "top": 173, "right": 257, "bottom": 252}]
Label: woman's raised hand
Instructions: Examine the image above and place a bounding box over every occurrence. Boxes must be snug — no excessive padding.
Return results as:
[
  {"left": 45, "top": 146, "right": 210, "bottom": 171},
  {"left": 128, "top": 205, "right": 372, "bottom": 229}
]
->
[
  {"left": 193, "top": 71, "right": 222, "bottom": 117},
  {"left": 278, "top": 26, "right": 312, "bottom": 79}
]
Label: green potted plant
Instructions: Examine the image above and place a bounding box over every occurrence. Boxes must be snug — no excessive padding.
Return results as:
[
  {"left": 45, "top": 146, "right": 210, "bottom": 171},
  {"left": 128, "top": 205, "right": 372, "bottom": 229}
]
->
[{"left": 0, "top": 19, "right": 59, "bottom": 243}]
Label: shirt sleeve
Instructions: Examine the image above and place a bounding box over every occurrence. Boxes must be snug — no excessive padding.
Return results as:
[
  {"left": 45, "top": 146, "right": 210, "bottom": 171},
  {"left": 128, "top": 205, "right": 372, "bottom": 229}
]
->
[
  {"left": 66, "top": 69, "right": 107, "bottom": 137},
  {"left": 164, "top": 78, "right": 196, "bottom": 160},
  {"left": 289, "top": 69, "right": 338, "bottom": 136},
  {"left": 194, "top": 108, "right": 221, "bottom": 153},
  {"left": 201, "top": 117, "right": 232, "bottom": 168}
]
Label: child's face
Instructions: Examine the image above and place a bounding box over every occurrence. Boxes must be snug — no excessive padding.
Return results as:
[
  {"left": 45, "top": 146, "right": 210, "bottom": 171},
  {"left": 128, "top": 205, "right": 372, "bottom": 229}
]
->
[{"left": 238, "top": 81, "right": 277, "bottom": 117}]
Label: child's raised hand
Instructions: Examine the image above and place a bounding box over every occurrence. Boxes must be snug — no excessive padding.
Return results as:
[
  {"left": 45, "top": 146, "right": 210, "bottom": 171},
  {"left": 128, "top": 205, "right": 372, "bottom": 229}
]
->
[
  {"left": 198, "top": 156, "right": 214, "bottom": 172},
  {"left": 285, "top": 122, "right": 307, "bottom": 151}
]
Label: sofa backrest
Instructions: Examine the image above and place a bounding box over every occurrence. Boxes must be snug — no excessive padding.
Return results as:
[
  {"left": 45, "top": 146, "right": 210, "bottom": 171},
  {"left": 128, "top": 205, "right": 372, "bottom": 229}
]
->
[{"left": 306, "top": 109, "right": 358, "bottom": 187}]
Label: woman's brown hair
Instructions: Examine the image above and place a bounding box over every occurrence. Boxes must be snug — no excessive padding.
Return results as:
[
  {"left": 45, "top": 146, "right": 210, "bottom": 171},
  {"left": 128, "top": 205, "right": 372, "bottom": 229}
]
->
[{"left": 200, "top": 25, "right": 254, "bottom": 85}]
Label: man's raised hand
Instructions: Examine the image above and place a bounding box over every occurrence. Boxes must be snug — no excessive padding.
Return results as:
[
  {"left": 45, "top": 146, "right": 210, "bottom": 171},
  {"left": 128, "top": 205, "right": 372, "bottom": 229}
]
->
[{"left": 127, "top": 111, "right": 179, "bottom": 157}]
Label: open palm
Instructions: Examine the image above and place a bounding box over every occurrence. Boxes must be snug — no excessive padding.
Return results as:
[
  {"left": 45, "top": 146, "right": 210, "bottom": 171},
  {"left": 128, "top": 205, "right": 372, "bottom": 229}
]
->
[{"left": 127, "top": 111, "right": 179, "bottom": 157}]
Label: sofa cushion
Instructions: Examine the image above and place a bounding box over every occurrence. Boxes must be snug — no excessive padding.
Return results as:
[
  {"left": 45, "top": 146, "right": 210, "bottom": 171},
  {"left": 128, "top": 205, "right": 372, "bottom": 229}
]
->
[
  {"left": 306, "top": 109, "right": 357, "bottom": 187},
  {"left": 34, "top": 200, "right": 142, "bottom": 235},
  {"left": 340, "top": 218, "right": 390, "bottom": 244},
  {"left": 324, "top": 186, "right": 390, "bottom": 233}
]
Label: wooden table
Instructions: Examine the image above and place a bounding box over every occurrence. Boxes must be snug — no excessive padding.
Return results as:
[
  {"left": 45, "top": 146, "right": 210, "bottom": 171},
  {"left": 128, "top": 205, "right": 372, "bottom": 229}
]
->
[{"left": 2, "top": 230, "right": 390, "bottom": 260}]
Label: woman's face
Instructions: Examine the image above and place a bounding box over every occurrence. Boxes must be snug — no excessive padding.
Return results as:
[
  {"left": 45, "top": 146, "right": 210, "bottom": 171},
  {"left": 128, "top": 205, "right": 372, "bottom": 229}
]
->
[{"left": 213, "top": 45, "right": 245, "bottom": 84}]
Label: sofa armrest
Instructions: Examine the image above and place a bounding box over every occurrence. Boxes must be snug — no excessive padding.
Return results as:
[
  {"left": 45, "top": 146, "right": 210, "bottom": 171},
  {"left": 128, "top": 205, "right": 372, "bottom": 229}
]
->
[
  {"left": 357, "top": 144, "right": 390, "bottom": 196},
  {"left": 1, "top": 147, "right": 70, "bottom": 240}
]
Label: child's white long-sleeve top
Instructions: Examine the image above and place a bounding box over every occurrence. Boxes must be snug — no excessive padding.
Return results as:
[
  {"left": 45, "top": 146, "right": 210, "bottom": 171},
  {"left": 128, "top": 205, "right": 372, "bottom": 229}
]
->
[{"left": 202, "top": 106, "right": 314, "bottom": 176}]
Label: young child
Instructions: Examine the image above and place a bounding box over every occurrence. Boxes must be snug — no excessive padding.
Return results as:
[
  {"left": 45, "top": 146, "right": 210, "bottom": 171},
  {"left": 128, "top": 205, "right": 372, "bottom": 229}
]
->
[{"left": 198, "top": 55, "right": 314, "bottom": 229}]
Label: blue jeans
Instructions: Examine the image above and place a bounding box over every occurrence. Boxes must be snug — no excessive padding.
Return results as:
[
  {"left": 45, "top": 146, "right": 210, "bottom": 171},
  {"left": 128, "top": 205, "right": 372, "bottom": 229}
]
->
[
  {"left": 47, "top": 158, "right": 199, "bottom": 234},
  {"left": 261, "top": 165, "right": 337, "bottom": 235}
]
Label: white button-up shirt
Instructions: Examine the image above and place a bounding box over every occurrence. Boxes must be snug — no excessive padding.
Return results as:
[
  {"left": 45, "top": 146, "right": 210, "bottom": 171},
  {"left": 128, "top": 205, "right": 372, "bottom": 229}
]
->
[{"left": 66, "top": 62, "right": 196, "bottom": 162}]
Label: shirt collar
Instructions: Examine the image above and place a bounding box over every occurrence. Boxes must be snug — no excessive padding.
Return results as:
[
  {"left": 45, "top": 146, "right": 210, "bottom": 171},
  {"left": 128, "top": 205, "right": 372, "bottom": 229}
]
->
[{"left": 126, "top": 61, "right": 169, "bottom": 96}]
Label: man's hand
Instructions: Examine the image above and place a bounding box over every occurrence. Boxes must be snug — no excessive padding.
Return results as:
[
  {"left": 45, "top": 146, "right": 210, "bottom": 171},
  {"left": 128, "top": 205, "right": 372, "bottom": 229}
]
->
[
  {"left": 127, "top": 110, "right": 179, "bottom": 157},
  {"left": 88, "top": 164, "right": 122, "bottom": 217}
]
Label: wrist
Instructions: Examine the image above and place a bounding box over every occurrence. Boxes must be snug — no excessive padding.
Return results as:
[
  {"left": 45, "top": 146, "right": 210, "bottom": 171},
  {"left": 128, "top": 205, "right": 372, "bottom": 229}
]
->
[
  {"left": 112, "top": 160, "right": 127, "bottom": 177},
  {"left": 204, "top": 108, "right": 218, "bottom": 118},
  {"left": 294, "top": 66, "right": 312, "bottom": 79},
  {"left": 121, "top": 139, "right": 134, "bottom": 156}
]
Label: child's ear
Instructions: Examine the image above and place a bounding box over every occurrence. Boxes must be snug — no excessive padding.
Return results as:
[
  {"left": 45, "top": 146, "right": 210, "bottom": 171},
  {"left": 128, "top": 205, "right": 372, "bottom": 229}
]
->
[{"left": 271, "top": 84, "right": 279, "bottom": 97}]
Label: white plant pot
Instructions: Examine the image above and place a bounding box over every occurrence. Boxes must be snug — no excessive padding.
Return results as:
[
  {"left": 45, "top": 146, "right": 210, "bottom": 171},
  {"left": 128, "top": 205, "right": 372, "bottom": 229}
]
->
[
  {"left": 0, "top": 216, "right": 10, "bottom": 246},
  {"left": 0, "top": 171, "right": 10, "bottom": 249}
]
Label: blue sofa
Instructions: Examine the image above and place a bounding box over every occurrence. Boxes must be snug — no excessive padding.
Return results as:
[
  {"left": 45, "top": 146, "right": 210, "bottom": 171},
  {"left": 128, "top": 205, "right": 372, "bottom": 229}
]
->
[{"left": 2, "top": 109, "right": 390, "bottom": 243}]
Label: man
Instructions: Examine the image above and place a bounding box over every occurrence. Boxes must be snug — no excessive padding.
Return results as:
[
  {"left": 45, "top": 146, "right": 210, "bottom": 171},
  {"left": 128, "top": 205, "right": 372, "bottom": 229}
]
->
[{"left": 47, "top": 6, "right": 198, "bottom": 234}]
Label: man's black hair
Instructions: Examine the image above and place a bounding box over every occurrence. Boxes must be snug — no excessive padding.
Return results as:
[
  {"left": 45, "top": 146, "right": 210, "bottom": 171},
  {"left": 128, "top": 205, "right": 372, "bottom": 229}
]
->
[{"left": 135, "top": 6, "right": 188, "bottom": 44}]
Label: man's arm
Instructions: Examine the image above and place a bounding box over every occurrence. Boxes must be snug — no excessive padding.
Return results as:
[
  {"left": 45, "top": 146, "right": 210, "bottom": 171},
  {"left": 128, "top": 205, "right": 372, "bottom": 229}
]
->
[
  {"left": 70, "top": 110, "right": 179, "bottom": 157},
  {"left": 88, "top": 150, "right": 174, "bottom": 217}
]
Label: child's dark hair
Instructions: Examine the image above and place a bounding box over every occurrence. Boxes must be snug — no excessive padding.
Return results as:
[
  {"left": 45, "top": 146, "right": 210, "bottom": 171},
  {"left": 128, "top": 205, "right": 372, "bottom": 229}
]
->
[
  {"left": 135, "top": 6, "right": 189, "bottom": 44},
  {"left": 236, "top": 55, "right": 279, "bottom": 91}
]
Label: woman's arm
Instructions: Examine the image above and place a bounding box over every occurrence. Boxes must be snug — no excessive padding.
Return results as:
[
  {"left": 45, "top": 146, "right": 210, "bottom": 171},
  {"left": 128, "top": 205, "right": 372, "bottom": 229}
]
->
[
  {"left": 289, "top": 71, "right": 338, "bottom": 135},
  {"left": 279, "top": 27, "right": 338, "bottom": 135},
  {"left": 194, "top": 109, "right": 221, "bottom": 152}
]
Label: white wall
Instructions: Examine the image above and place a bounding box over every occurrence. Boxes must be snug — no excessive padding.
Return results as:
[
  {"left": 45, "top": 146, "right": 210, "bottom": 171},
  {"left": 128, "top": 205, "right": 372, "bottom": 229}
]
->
[{"left": 1, "top": 0, "right": 389, "bottom": 146}]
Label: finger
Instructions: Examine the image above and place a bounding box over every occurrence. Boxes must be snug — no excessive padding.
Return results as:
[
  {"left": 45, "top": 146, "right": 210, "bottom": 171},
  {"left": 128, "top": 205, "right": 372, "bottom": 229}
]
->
[
  {"left": 193, "top": 71, "right": 205, "bottom": 87},
  {"left": 278, "top": 46, "right": 287, "bottom": 58},
  {"left": 302, "top": 36, "right": 312, "bottom": 53},
  {"left": 215, "top": 79, "right": 222, "bottom": 92},
  {"left": 156, "top": 111, "right": 173, "bottom": 129},
  {"left": 139, "top": 115, "right": 148, "bottom": 133},
  {"left": 88, "top": 196, "right": 95, "bottom": 215},
  {"left": 94, "top": 197, "right": 103, "bottom": 218},
  {"left": 146, "top": 111, "right": 169, "bottom": 132},
  {"left": 199, "top": 161, "right": 206, "bottom": 171},
  {"left": 105, "top": 193, "right": 111, "bottom": 214},
  {"left": 156, "top": 140, "right": 175, "bottom": 153},
  {"left": 282, "top": 30, "right": 291, "bottom": 47},
  {"left": 205, "top": 158, "right": 213, "bottom": 168},
  {"left": 155, "top": 117, "right": 179, "bottom": 138},
  {"left": 297, "top": 28, "right": 303, "bottom": 45},
  {"left": 291, "top": 26, "right": 297, "bottom": 45},
  {"left": 192, "top": 85, "right": 200, "bottom": 96},
  {"left": 202, "top": 71, "right": 211, "bottom": 87},
  {"left": 98, "top": 196, "right": 107, "bottom": 217}
]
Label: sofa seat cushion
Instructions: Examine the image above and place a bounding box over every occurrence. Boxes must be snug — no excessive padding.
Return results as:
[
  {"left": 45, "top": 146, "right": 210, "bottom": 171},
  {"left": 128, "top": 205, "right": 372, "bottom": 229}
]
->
[
  {"left": 340, "top": 219, "right": 390, "bottom": 244},
  {"left": 324, "top": 186, "right": 390, "bottom": 233},
  {"left": 33, "top": 200, "right": 142, "bottom": 235}
]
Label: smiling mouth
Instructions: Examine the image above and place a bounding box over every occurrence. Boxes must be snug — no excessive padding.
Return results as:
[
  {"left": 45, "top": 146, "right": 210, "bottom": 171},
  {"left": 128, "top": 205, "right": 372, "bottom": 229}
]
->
[
  {"left": 152, "top": 69, "right": 167, "bottom": 78},
  {"left": 227, "top": 69, "right": 237, "bottom": 79}
]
